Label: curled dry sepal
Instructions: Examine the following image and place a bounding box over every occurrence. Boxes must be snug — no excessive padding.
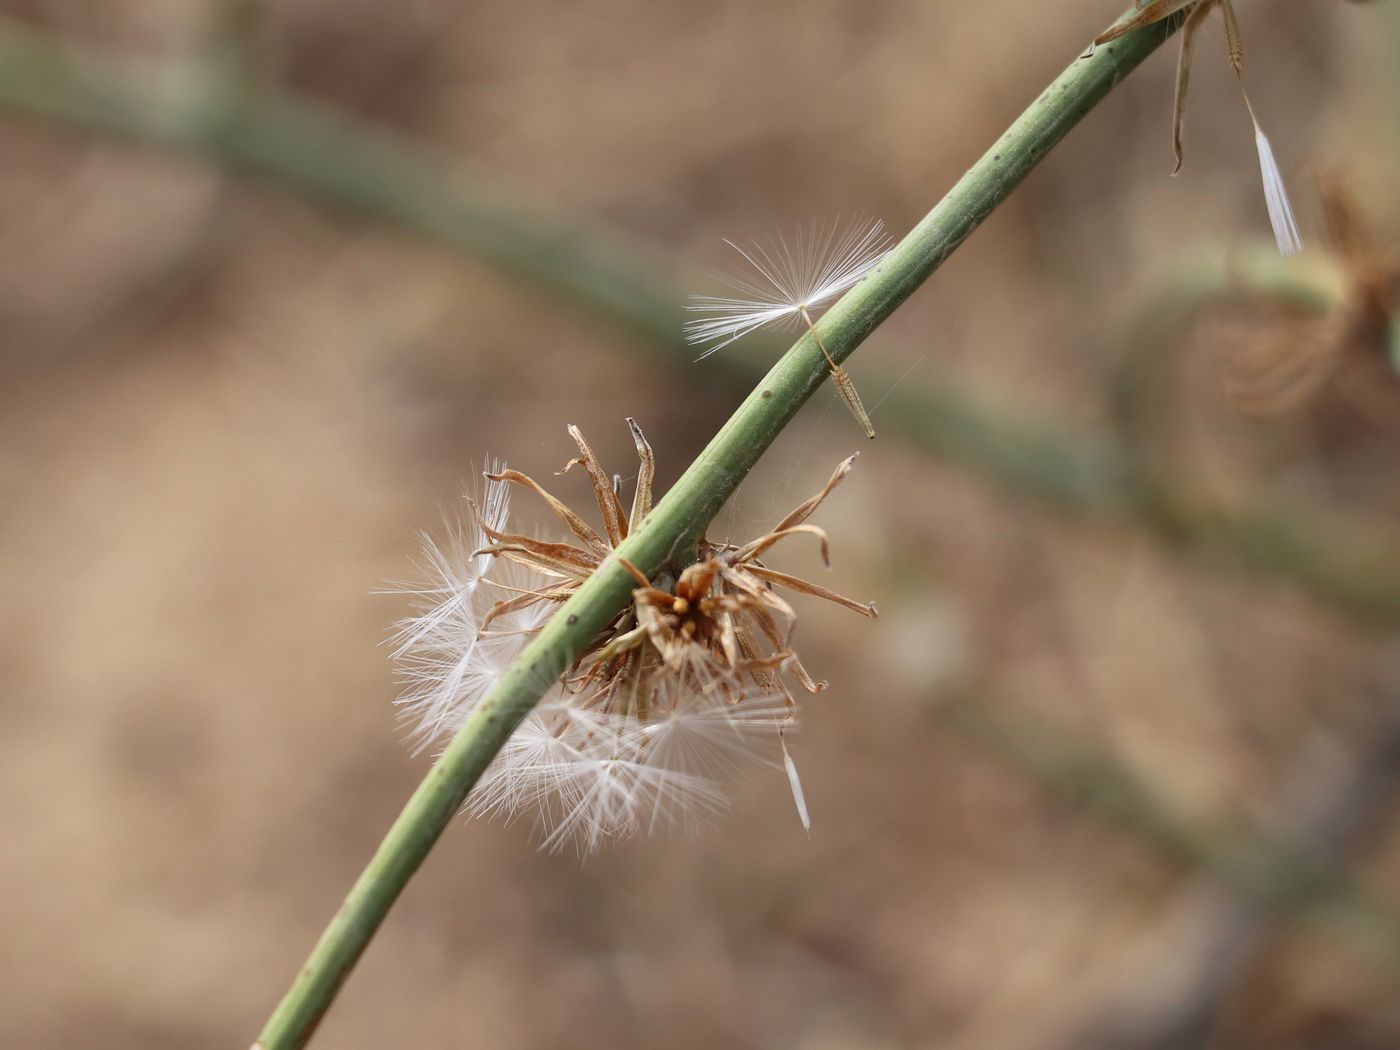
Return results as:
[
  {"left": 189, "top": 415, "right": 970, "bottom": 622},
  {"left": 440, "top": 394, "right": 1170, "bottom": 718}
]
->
[{"left": 388, "top": 421, "right": 877, "bottom": 853}]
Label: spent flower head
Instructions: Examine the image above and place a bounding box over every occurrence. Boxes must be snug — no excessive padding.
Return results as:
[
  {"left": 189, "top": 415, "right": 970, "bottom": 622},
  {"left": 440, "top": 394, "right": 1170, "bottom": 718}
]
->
[
  {"left": 1223, "top": 173, "right": 1400, "bottom": 417},
  {"left": 389, "top": 421, "right": 878, "bottom": 852}
]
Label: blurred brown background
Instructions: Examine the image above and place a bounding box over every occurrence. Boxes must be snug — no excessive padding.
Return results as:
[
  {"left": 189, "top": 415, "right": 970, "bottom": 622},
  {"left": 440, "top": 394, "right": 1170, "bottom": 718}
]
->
[{"left": 3, "top": 1, "right": 1400, "bottom": 1047}]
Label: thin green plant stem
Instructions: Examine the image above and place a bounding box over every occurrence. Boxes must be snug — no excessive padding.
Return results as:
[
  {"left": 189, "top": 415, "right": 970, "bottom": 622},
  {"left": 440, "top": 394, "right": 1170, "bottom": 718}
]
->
[
  {"left": 252, "top": 18, "right": 1181, "bottom": 1048},
  {"left": 4, "top": 21, "right": 1400, "bottom": 624}
]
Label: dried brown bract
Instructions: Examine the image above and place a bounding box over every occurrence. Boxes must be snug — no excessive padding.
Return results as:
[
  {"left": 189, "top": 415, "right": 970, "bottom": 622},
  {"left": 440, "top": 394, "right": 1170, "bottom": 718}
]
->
[
  {"left": 466, "top": 422, "right": 878, "bottom": 835},
  {"left": 598, "top": 453, "right": 878, "bottom": 704},
  {"left": 468, "top": 417, "right": 654, "bottom": 636}
]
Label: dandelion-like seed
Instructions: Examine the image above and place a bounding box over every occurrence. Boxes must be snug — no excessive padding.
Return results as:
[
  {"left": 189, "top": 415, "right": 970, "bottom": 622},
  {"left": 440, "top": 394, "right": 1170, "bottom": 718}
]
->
[
  {"left": 685, "top": 218, "right": 892, "bottom": 438},
  {"left": 1091, "top": 0, "right": 1303, "bottom": 256},
  {"left": 389, "top": 421, "right": 877, "bottom": 852}
]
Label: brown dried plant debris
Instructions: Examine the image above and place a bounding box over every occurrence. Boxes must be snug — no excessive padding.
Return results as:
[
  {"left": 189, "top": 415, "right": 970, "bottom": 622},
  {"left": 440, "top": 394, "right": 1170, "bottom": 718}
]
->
[
  {"left": 473, "top": 421, "right": 877, "bottom": 705},
  {"left": 453, "top": 421, "right": 878, "bottom": 840},
  {"left": 1224, "top": 174, "right": 1400, "bottom": 419},
  {"left": 1091, "top": 0, "right": 1303, "bottom": 255}
]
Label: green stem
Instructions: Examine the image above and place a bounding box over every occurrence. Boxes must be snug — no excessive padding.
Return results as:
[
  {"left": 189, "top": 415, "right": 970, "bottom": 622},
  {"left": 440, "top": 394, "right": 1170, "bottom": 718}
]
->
[{"left": 252, "top": 20, "right": 1178, "bottom": 1048}]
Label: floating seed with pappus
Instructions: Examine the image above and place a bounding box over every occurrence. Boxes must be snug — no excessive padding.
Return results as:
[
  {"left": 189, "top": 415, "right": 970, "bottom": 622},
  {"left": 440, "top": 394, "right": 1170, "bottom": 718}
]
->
[{"left": 685, "top": 218, "right": 892, "bottom": 437}]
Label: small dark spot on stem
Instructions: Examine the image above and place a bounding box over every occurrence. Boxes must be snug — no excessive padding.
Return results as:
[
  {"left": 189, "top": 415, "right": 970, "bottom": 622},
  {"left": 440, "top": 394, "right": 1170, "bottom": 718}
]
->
[
  {"left": 566, "top": 614, "right": 579, "bottom": 625},
  {"left": 761, "top": 390, "right": 772, "bottom": 399}
]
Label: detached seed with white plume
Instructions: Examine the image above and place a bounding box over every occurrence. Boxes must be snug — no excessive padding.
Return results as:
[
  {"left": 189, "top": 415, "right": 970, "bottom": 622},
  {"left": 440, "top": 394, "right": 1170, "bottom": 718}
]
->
[
  {"left": 387, "top": 421, "right": 878, "bottom": 853},
  {"left": 685, "top": 218, "right": 892, "bottom": 438},
  {"left": 1091, "top": 0, "right": 1303, "bottom": 256}
]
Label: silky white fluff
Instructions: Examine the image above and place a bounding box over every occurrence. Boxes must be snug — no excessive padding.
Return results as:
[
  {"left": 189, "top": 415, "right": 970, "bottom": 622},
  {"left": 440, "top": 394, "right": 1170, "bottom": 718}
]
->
[
  {"left": 684, "top": 218, "right": 892, "bottom": 356},
  {"left": 384, "top": 466, "right": 551, "bottom": 753},
  {"left": 1252, "top": 125, "right": 1304, "bottom": 257},
  {"left": 388, "top": 475, "right": 798, "bottom": 853},
  {"left": 469, "top": 675, "right": 795, "bottom": 854}
]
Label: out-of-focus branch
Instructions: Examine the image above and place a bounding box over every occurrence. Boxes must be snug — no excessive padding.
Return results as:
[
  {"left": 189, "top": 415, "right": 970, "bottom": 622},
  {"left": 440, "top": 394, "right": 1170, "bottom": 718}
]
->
[
  {"left": 1054, "top": 701, "right": 1400, "bottom": 1050},
  {"left": 0, "top": 17, "right": 689, "bottom": 346},
  {"left": 2, "top": 19, "right": 1400, "bottom": 624},
  {"left": 939, "top": 691, "right": 1400, "bottom": 976}
]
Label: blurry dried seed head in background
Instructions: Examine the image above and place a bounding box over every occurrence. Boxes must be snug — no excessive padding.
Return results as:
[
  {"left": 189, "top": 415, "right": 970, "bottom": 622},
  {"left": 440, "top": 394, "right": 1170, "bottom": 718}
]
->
[
  {"left": 1224, "top": 174, "right": 1400, "bottom": 421},
  {"left": 389, "top": 421, "right": 877, "bottom": 850}
]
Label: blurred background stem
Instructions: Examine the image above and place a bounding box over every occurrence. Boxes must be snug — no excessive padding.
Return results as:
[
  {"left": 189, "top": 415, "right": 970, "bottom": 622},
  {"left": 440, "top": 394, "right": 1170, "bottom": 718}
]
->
[
  {"left": 940, "top": 690, "right": 1400, "bottom": 969},
  {"left": 2, "top": 18, "right": 1399, "bottom": 625}
]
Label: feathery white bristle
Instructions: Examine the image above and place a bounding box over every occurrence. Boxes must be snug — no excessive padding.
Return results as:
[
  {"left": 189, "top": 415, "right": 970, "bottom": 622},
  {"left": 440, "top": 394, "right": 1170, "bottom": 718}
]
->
[
  {"left": 1252, "top": 125, "right": 1303, "bottom": 257},
  {"left": 472, "top": 694, "right": 735, "bottom": 854},
  {"left": 685, "top": 218, "right": 892, "bottom": 357},
  {"left": 384, "top": 463, "right": 547, "bottom": 753},
  {"left": 468, "top": 674, "right": 796, "bottom": 853},
  {"left": 782, "top": 737, "right": 811, "bottom": 834}
]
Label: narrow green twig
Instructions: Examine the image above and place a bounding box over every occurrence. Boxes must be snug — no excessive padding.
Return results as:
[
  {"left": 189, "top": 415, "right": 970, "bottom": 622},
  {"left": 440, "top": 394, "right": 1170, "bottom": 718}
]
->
[
  {"left": 4, "top": 20, "right": 1400, "bottom": 624},
  {"left": 248, "top": 19, "right": 1181, "bottom": 1048}
]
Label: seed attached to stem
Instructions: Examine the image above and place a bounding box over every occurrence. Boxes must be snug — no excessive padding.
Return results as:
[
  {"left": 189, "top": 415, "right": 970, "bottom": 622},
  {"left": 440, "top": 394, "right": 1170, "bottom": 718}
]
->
[{"left": 685, "top": 218, "right": 892, "bottom": 437}]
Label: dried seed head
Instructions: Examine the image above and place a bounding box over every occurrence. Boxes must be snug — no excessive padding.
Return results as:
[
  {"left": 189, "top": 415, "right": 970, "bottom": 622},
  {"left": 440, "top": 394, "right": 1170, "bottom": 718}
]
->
[
  {"left": 1220, "top": 175, "right": 1399, "bottom": 419},
  {"left": 389, "top": 424, "right": 878, "bottom": 851}
]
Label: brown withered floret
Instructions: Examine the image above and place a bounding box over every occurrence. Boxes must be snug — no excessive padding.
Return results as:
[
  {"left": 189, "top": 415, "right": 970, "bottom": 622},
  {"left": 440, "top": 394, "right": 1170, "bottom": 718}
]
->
[
  {"left": 469, "top": 422, "right": 876, "bottom": 717},
  {"left": 468, "top": 417, "right": 653, "bottom": 635}
]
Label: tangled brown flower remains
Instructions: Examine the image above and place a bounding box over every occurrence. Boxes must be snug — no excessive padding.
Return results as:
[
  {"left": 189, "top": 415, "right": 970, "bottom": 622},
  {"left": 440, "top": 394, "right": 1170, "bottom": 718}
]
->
[{"left": 464, "top": 420, "right": 877, "bottom": 839}]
